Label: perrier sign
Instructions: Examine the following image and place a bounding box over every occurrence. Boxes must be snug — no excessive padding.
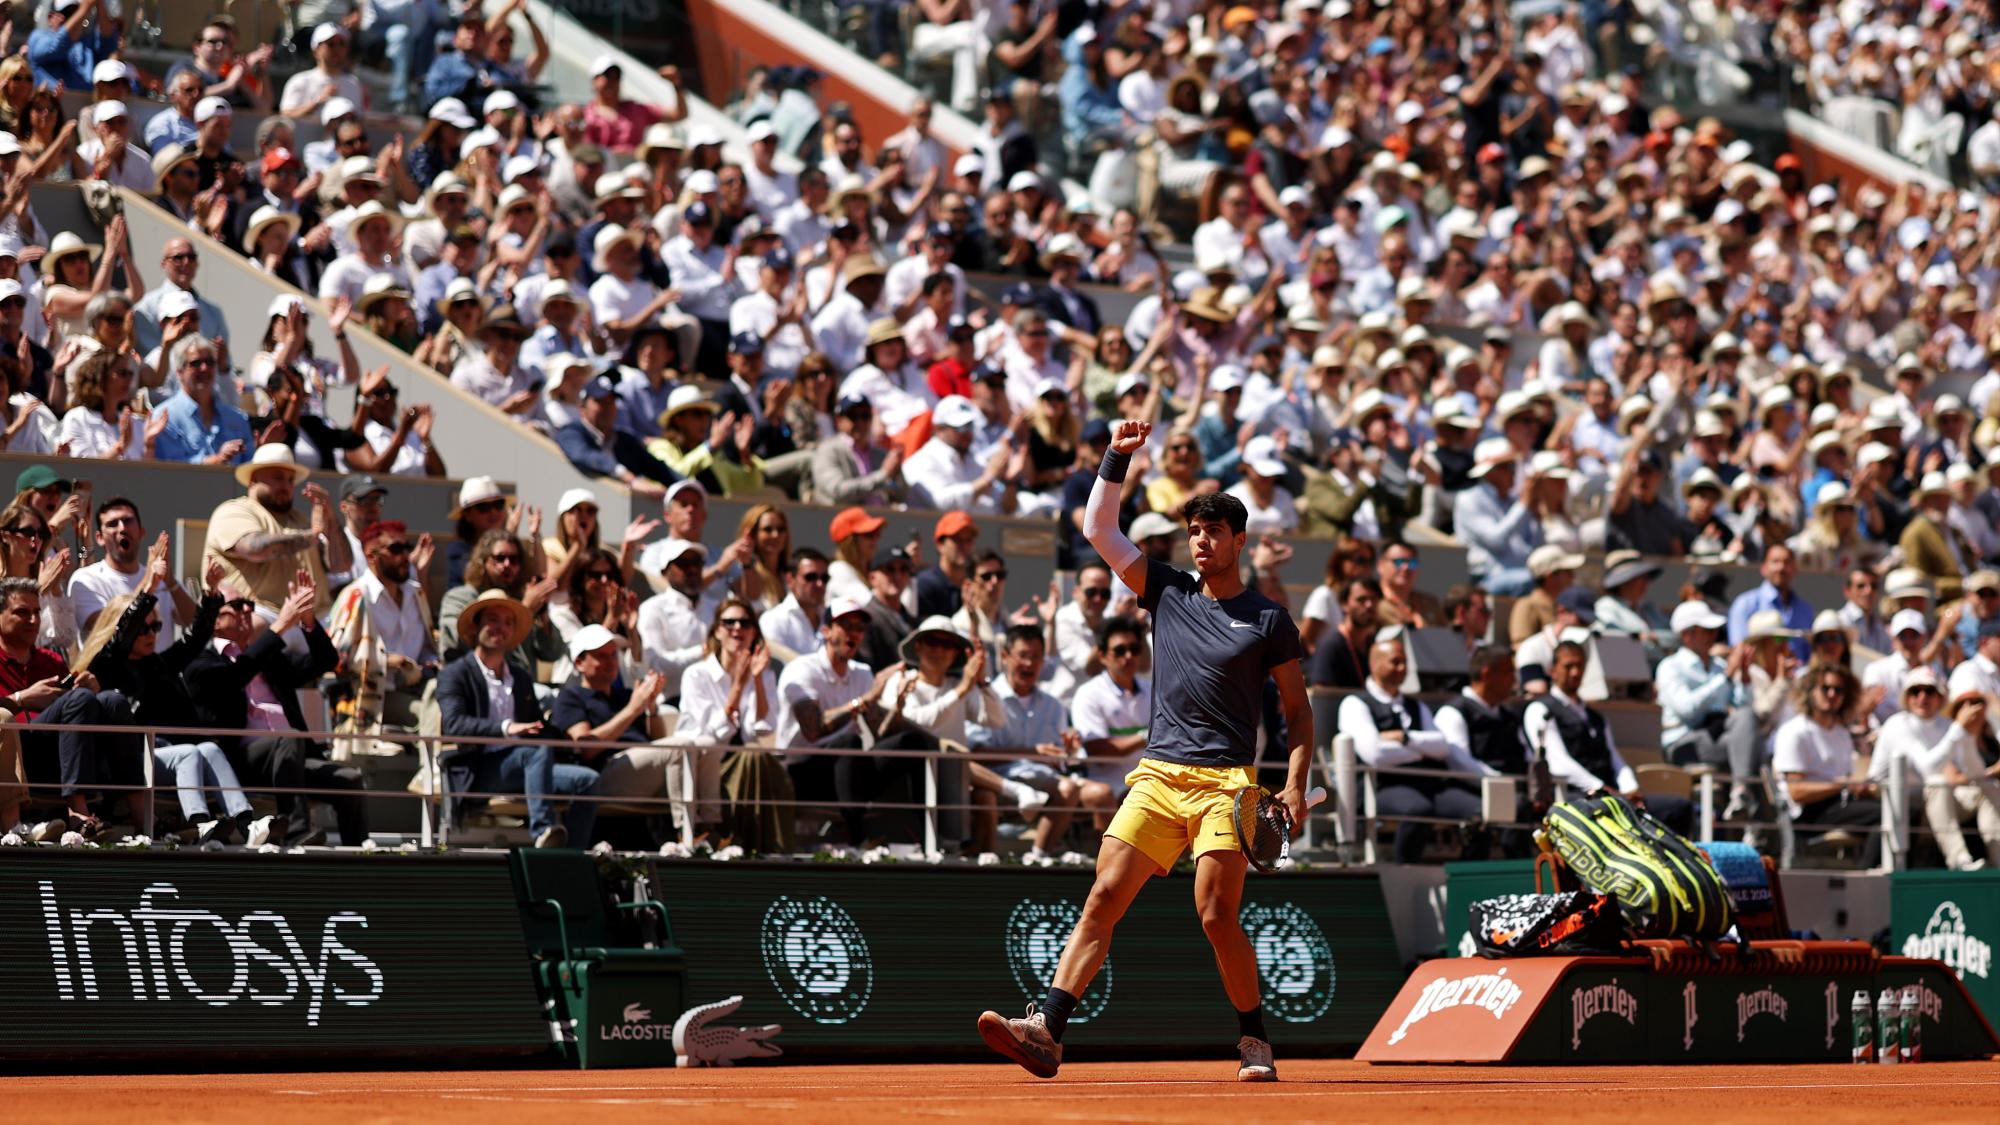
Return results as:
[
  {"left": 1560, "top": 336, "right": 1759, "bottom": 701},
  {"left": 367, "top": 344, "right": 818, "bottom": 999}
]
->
[{"left": 1891, "top": 868, "right": 2000, "bottom": 1026}]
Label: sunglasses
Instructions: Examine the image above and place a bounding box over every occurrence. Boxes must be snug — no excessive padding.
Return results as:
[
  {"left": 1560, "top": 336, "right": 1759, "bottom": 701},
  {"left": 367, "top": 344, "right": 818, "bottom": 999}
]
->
[
  {"left": 381, "top": 541, "right": 413, "bottom": 555},
  {"left": 719, "top": 617, "right": 755, "bottom": 629},
  {"left": 488, "top": 553, "right": 523, "bottom": 565},
  {"left": 1814, "top": 683, "right": 1847, "bottom": 697},
  {"left": 1080, "top": 587, "right": 1111, "bottom": 600},
  {"left": 798, "top": 571, "right": 829, "bottom": 584},
  {"left": 1107, "top": 644, "right": 1142, "bottom": 657},
  {"left": 140, "top": 620, "right": 163, "bottom": 634},
  {"left": 586, "top": 570, "right": 618, "bottom": 581},
  {"left": 977, "top": 571, "right": 1007, "bottom": 583},
  {"left": 1909, "top": 686, "right": 1941, "bottom": 698},
  {"left": 165, "top": 251, "right": 199, "bottom": 263},
  {"left": 4, "top": 526, "right": 47, "bottom": 542},
  {"left": 1388, "top": 557, "right": 1419, "bottom": 569},
  {"left": 368, "top": 386, "right": 400, "bottom": 400}
]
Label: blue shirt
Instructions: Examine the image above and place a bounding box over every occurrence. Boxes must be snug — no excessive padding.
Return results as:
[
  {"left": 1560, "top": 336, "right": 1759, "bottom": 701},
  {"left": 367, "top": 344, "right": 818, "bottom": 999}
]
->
[
  {"left": 1653, "top": 647, "right": 1748, "bottom": 747},
  {"left": 423, "top": 51, "right": 497, "bottom": 107},
  {"left": 413, "top": 261, "right": 465, "bottom": 337},
  {"left": 144, "top": 110, "right": 199, "bottom": 153},
  {"left": 1135, "top": 557, "right": 1302, "bottom": 768},
  {"left": 27, "top": 25, "right": 116, "bottom": 92},
  {"left": 1799, "top": 467, "right": 1841, "bottom": 513},
  {"left": 153, "top": 392, "right": 253, "bottom": 465},
  {"left": 1726, "top": 581, "right": 1815, "bottom": 661},
  {"left": 968, "top": 678, "right": 1067, "bottom": 750},
  {"left": 615, "top": 368, "right": 673, "bottom": 440}
]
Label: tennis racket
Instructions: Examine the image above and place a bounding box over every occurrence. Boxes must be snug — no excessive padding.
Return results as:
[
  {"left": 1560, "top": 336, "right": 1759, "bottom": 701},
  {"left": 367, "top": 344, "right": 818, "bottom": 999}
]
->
[{"left": 1232, "top": 785, "right": 1328, "bottom": 874}]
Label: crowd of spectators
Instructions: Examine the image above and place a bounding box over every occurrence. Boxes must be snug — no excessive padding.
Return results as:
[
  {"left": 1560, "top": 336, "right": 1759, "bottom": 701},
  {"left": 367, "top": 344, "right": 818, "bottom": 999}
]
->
[{"left": 0, "top": 0, "right": 1993, "bottom": 864}]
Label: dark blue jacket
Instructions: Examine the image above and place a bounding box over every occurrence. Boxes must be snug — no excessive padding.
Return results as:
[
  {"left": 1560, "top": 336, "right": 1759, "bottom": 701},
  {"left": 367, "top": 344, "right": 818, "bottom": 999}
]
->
[{"left": 553, "top": 419, "right": 682, "bottom": 487}]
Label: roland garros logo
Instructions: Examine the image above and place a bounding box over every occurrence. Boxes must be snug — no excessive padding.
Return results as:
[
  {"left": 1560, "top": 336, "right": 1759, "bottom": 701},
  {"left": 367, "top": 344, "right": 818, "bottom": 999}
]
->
[
  {"left": 1386, "top": 967, "right": 1524, "bottom": 1044},
  {"left": 1241, "top": 902, "right": 1336, "bottom": 1023},
  {"left": 760, "top": 896, "right": 873, "bottom": 1025},
  {"left": 1005, "top": 899, "right": 1111, "bottom": 1024},
  {"left": 1902, "top": 901, "right": 1993, "bottom": 980}
]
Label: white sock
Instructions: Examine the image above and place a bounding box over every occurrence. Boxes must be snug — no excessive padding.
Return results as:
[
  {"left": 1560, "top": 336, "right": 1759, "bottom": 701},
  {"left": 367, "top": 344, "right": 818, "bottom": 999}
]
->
[{"left": 1002, "top": 779, "right": 1040, "bottom": 808}]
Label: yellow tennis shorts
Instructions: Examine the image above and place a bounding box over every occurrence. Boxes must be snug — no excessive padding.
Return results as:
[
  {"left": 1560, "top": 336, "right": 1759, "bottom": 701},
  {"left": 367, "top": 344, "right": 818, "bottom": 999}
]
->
[{"left": 1105, "top": 758, "right": 1259, "bottom": 873}]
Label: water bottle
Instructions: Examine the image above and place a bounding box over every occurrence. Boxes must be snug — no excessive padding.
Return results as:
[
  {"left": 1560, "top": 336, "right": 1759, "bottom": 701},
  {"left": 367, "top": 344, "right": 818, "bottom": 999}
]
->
[
  {"left": 1876, "top": 988, "right": 1900, "bottom": 1064},
  {"left": 1852, "top": 990, "right": 1874, "bottom": 1063},
  {"left": 1900, "top": 986, "right": 1921, "bottom": 1064}
]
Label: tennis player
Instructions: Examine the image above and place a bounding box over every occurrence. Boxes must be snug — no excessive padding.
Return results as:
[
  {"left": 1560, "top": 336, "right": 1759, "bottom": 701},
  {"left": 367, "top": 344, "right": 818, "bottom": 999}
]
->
[{"left": 977, "top": 418, "right": 1313, "bottom": 1082}]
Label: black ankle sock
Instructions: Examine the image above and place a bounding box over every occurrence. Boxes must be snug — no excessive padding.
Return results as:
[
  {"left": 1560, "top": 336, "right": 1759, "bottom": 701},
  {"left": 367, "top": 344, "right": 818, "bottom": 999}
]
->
[
  {"left": 1237, "top": 1005, "right": 1268, "bottom": 1042},
  {"left": 1042, "top": 987, "right": 1079, "bottom": 1042}
]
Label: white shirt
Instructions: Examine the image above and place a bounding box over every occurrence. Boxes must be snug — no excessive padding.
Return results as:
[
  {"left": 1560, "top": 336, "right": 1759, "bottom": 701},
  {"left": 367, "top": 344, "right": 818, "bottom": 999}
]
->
[
  {"left": 1772, "top": 713, "right": 1859, "bottom": 807},
  {"left": 355, "top": 569, "right": 431, "bottom": 662},
  {"left": 450, "top": 353, "right": 536, "bottom": 409},
  {"left": 880, "top": 667, "right": 998, "bottom": 745},
  {"left": 637, "top": 586, "right": 708, "bottom": 698},
  {"left": 1525, "top": 687, "right": 1639, "bottom": 794},
  {"left": 590, "top": 272, "right": 659, "bottom": 328},
  {"left": 1070, "top": 671, "right": 1151, "bottom": 786},
  {"left": 1870, "top": 710, "right": 1982, "bottom": 788},
  {"left": 3, "top": 395, "right": 61, "bottom": 456},
  {"left": 903, "top": 436, "right": 1002, "bottom": 513},
  {"left": 1225, "top": 481, "right": 1298, "bottom": 534},
  {"left": 1050, "top": 601, "right": 1101, "bottom": 704},
  {"left": 476, "top": 655, "right": 515, "bottom": 724},
  {"left": 838, "top": 362, "right": 935, "bottom": 436},
  {"left": 1302, "top": 584, "right": 1341, "bottom": 632},
  {"left": 884, "top": 256, "right": 967, "bottom": 320},
  {"left": 279, "top": 68, "right": 365, "bottom": 116},
  {"left": 661, "top": 236, "right": 741, "bottom": 321},
  {"left": 679, "top": 654, "right": 778, "bottom": 745},
  {"left": 811, "top": 290, "right": 874, "bottom": 373},
  {"left": 760, "top": 593, "right": 824, "bottom": 660},
  {"left": 341, "top": 417, "right": 429, "bottom": 477},
  {"left": 69, "top": 561, "right": 177, "bottom": 639},
  {"left": 774, "top": 649, "right": 874, "bottom": 752},
  {"left": 773, "top": 197, "right": 830, "bottom": 256},
  {"left": 729, "top": 289, "right": 812, "bottom": 376},
  {"left": 1431, "top": 689, "right": 1515, "bottom": 778},
  {"left": 76, "top": 138, "right": 155, "bottom": 192},
  {"left": 1866, "top": 650, "right": 1944, "bottom": 723},
  {"left": 743, "top": 163, "right": 799, "bottom": 220},
  {"left": 318, "top": 253, "right": 402, "bottom": 306},
  {"left": 1340, "top": 679, "right": 1491, "bottom": 777}
]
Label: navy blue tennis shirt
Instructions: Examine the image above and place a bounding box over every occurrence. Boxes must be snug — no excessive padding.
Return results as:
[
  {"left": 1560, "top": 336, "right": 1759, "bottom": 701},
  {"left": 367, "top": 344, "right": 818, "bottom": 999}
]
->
[{"left": 1136, "top": 557, "right": 1303, "bottom": 768}]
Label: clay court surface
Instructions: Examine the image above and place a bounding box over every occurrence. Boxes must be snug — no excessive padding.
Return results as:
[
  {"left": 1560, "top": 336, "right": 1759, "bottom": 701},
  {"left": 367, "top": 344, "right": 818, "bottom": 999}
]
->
[{"left": 16, "top": 1059, "right": 2000, "bottom": 1122}]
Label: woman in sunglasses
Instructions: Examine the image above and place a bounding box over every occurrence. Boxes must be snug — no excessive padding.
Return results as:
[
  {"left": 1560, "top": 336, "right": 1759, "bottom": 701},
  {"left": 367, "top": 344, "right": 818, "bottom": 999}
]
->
[
  {"left": 678, "top": 596, "right": 792, "bottom": 853},
  {"left": 548, "top": 544, "right": 643, "bottom": 684},
  {"left": 0, "top": 502, "right": 74, "bottom": 654},
  {"left": 76, "top": 557, "right": 270, "bottom": 844}
]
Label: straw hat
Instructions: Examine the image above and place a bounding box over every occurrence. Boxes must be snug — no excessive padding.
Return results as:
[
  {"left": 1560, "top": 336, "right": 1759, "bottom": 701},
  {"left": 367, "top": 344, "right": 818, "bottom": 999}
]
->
[
  {"left": 865, "top": 318, "right": 906, "bottom": 348},
  {"left": 660, "top": 384, "right": 717, "bottom": 426},
  {"left": 448, "top": 476, "right": 510, "bottom": 519},
  {"left": 898, "top": 615, "right": 974, "bottom": 666},
  {"left": 233, "top": 443, "right": 312, "bottom": 487},
  {"left": 240, "top": 205, "right": 303, "bottom": 254},
  {"left": 456, "top": 589, "right": 534, "bottom": 652},
  {"left": 40, "top": 231, "right": 99, "bottom": 280}
]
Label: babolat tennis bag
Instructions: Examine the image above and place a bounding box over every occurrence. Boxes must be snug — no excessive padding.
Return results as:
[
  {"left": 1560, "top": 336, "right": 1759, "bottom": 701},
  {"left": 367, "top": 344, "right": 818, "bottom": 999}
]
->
[
  {"left": 1536, "top": 794, "right": 1734, "bottom": 940},
  {"left": 1469, "top": 891, "right": 1626, "bottom": 958}
]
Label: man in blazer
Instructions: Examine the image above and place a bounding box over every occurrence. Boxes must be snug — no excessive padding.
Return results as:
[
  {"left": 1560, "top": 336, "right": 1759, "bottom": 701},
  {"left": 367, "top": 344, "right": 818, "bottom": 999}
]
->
[
  {"left": 183, "top": 574, "right": 369, "bottom": 845},
  {"left": 1901, "top": 471, "right": 1974, "bottom": 603},
  {"left": 438, "top": 591, "right": 600, "bottom": 847}
]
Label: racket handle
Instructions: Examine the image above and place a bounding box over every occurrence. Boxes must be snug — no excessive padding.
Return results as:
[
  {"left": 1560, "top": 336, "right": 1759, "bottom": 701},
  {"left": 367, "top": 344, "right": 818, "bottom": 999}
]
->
[{"left": 1304, "top": 786, "right": 1328, "bottom": 808}]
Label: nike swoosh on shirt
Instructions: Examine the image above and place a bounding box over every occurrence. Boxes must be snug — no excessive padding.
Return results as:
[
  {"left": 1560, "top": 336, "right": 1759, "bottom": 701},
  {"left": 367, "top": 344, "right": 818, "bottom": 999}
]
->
[{"left": 1228, "top": 622, "right": 1255, "bottom": 629}]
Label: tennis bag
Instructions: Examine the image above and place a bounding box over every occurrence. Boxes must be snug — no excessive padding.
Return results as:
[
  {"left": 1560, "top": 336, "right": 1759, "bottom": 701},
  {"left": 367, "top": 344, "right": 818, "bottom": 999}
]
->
[
  {"left": 1469, "top": 891, "right": 1626, "bottom": 958},
  {"left": 1536, "top": 794, "right": 1734, "bottom": 941}
]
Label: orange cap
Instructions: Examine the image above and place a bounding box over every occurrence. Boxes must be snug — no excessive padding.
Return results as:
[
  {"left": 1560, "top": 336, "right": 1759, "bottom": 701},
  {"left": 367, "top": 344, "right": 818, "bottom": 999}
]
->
[
  {"left": 934, "top": 511, "right": 976, "bottom": 541},
  {"left": 829, "top": 506, "right": 887, "bottom": 542}
]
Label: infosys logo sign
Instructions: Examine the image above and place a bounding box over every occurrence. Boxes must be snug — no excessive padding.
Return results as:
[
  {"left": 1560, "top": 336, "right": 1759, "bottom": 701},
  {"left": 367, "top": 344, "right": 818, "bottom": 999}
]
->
[
  {"left": 1903, "top": 901, "right": 1992, "bottom": 980},
  {"left": 38, "top": 880, "right": 384, "bottom": 1026}
]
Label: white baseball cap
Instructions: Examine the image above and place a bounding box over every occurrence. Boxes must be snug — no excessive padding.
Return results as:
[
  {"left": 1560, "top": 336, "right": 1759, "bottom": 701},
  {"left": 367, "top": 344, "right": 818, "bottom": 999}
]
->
[
  {"left": 1670, "top": 600, "right": 1727, "bottom": 634},
  {"left": 933, "top": 395, "right": 982, "bottom": 429},
  {"left": 566, "top": 624, "right": 627, "bottom": 660},
  {"left": 320, "top": 96, "right": 357, "bottom": 126},
  {"left": 827, "top": 595, "right": 870, "bottom": 623},
  {"left": 1890, "top": 608, "right": 1929, "bottom": 636},
  {"left": 484, "top": 89, "right": 521, "bottom": 115},
  {"left": 589, "top": 54, "right": 621, "bottom": 78},
  {"left": 746, "top": 120, "right": 777, "bottom": 144},
  {"left": 94, "top": 100, "right": 129, "bottom": 125},
  {"left": 1242, "top": 435, "right": 1286, "bottom": 478},
  {"left": 92, "top": 59, "right": 131, "bottom": 85},
  {"left": 194, "top": 96, "right": 233, "bottom": 123},
  {"left": 428, "top": 97, "right": 476, "bottom": 129},
  {"left": 158, "top": 289, "right": 199, "bottom": 319},
  {"left": 310, "top": 22, "right": 349, "bottom": 49}
]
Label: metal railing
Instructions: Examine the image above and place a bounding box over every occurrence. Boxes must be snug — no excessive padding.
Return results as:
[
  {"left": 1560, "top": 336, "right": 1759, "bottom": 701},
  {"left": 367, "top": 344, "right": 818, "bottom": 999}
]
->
[{"left": 3, "top": 719, "right": 1344, "bottom": 861}]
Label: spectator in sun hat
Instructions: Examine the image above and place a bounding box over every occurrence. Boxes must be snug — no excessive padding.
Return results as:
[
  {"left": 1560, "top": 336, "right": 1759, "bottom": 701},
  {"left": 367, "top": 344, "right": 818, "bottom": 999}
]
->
[{"left": 1456, "top": 439, "right": 1541, "bottom": 595}]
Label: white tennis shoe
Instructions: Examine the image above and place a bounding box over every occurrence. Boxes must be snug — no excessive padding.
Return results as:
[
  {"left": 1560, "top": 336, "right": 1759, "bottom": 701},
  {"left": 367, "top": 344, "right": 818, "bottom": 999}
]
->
[
  {"left": 1236, "top": 1035, "right": 1276, "bottom": 1082},
  {"left": 977, "top": 1004, "right": 1062, "bottom": 1078}
]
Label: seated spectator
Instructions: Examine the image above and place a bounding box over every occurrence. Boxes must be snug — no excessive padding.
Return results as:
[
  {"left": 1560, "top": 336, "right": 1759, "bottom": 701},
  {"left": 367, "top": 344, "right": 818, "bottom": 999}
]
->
[
  {"left": 1455, "top": 440, "right": 1540, "bottom": 595},
  {"left": 1903, "top": 472, "right": 1974, "bottom": 604},
  {"left": 439, "top": 592, "right": 597, "bottom": 848},
  {"left": 182, "top": 570, "right": 364, "bottom": 847},
  {"left": 1436, "top": 645, "right": 1544, "bottom": 852},
  {"left": 773, "top": 595, "right": 939, "bottom": 844},
  {"left": 1873, "top": 669, "right": 1999, "bottom": 871},
  {"left": 646, "top": 384, "right": 766, "bottom": 497},
  {"left": 876, "top": 617, "right": 1015, "bottom": 853},
  {"left": 318, "top": 202, "right": 407, "bottom": 306},
  {"left": 548, "top": 544, "right": 644, "bottom": 685},
  {"left": 449, "top": 309, "right": 539, "bottom": 417},
  {"left": 1957, "top": 571, "right": 2000, "bottom": 660},
  {"left": 1228, "top": 436, "right": 1298, "bottom": 535},
  {"left": 168, "top": 17, "right": 273, "bottom": 114},
  {"left": 41, "top": 216, "right": 138, "bottom": 349},
  {"left": 1048, "top": 560, "right": 1114, "bottom": 702},
  {"left": 328, "top": 520, "right": 437, "bottom": 734},
  {"left": 0, "top": 576, "right": 146, "bottom": 835},
  {"left": 1306, "top": 578, "right": 1381, "bottom": 689},
  {"left": 1726, "top": 544, "right": 1814, "bottom": 662},
  {"left": 438, "top": 530, "right": 563, "bottom": 669},
  {"left": 1593, "top": 551, "right": 1675, "bottom": 666},
  {"left": 1071, "top": 615, "right": 1151, "bottom": 797},
  {"left": 810, "top": 395, "right": 906, "bottom": 508},
  {"left": 344, "top": 367, "right": 446, "bottom": 478},
  {"left": 761, "top": 546, "right": 830, "bottom": 663},
  {"left": 857, "top": 546, "right": 918, "bottom": 673},
  {"left": 1836, "top": 567, "right": 1892, "bottom": 655},
  {"left": 678, "top": 600, "right": 792, "bottom": 852},
  {"left": 1774, "top": 660, "right": 1882, "bottom": 866},
  {"left": 548, "top": 615, "right": 688, "bottom": 838},
  {"left": 1342, "top": 635, "right": 1489, "bottom": 863},
  {"left": 1864, "top": 610, "right": 1949, "bottom": 724},
  {"left": 1949, "top": 616, "right": 2000, "bottom": 726},
  {"left": 1374, "top": 541, "right": 1442, "bottom": 628},
  {"left": 281, "top": 24, "right": 366, "bottom": 118},
  {"left": 132, "top": 237, "right": 227, "bottom": 356},
  {"left": 76, "top": 102, "right": 152, "bottom": 191},
  {"left": 637, "top": 537, "right": 710, "bottom": 700},
  {"left": 1510, "top": 546, "right": 1584, "bottom": 645},
  {"left": 554, "top": 375, "right": 679, "bottom": 498},
  {"left": 1533, "top": 640, "right": 1693, "bottom": 835},
  {"left": 971, "top": 623, "right": 1115, "bottom": 861}
]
